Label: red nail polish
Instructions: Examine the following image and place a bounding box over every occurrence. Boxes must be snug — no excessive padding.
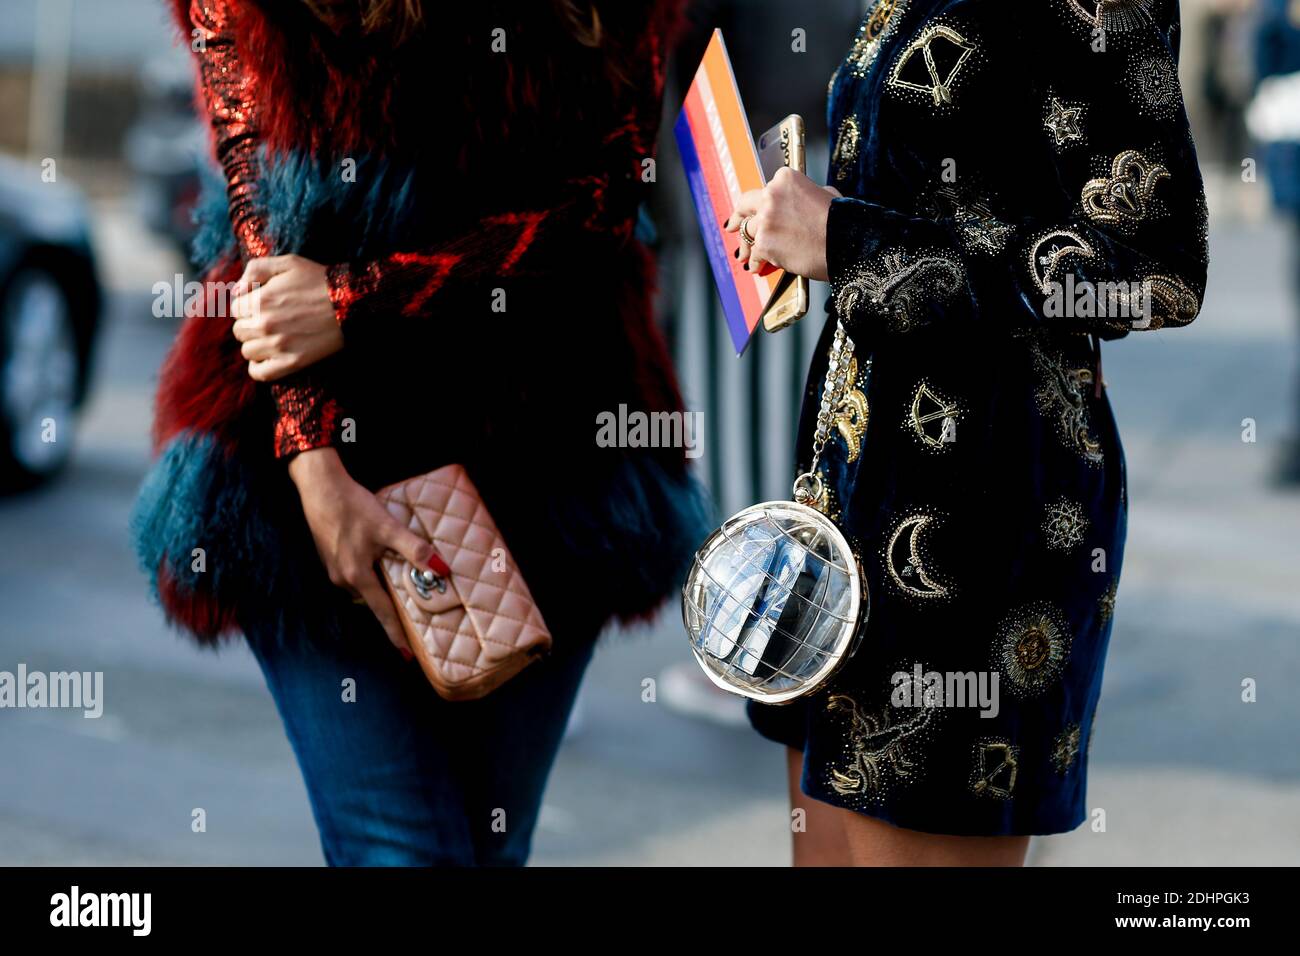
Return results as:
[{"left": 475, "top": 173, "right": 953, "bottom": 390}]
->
[{"left": 427, "top": 553, "right": 451, "bottom": 577}]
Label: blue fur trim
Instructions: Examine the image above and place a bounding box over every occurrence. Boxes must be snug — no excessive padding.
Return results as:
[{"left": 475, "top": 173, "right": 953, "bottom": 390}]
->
[
  {"left": 190, "top": 148, "right": 422, "bottom": 270},
  {"left": 130, "top": 430, "right": 345, "bottom": 643}
]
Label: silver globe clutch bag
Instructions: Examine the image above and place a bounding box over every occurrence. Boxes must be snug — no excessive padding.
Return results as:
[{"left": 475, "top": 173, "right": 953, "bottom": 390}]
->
[{"left": 682, "top": 320, "right": 869, "bottom": 703}]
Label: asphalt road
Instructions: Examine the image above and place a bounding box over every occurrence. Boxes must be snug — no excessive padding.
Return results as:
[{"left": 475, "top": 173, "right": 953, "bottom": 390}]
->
[{"left": 0, "top": 205, "right": 1297, "bottom": 866}]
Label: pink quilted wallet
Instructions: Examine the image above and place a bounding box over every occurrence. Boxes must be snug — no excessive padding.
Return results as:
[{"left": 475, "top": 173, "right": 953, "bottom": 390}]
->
[{"left": 376, "top": 464, "right": 551, "bottom": 700}]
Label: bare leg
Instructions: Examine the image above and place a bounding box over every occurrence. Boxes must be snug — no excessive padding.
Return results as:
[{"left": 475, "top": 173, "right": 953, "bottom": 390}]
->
[
  {"left": 786, "top": 747, "right": 1030, "bottom": 867},
  {"left": 787, "top": 747, "right": 851, "bottom": 866}
]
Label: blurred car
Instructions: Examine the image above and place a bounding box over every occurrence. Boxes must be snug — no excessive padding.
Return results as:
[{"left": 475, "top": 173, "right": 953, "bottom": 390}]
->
[
  {"left": 125, "top": 52, "right": 204, "bottom": 267},
  {"left": 0, "top": 153, "right": 102, "bottom": 489}
]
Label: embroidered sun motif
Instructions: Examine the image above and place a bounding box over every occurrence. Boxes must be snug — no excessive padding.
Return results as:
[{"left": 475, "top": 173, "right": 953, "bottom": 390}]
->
[
  {"left": 1062, "top": 0, "right": 1156, "bottom": 33},
  {"left": 1043, "top": 498, "right": 1088, "bottom": 552},
  {"left": 994, "top": 602, "right": 1073, "bottom": 698}
]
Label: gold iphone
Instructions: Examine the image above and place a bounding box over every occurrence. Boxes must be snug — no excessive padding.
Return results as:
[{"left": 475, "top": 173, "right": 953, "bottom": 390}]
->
[{"left": 756, "top": 114, "right": 809, "bottom": 332}]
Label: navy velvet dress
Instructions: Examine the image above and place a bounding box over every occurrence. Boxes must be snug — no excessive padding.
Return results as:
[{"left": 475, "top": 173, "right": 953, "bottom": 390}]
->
[{"left": 747, "top": 0, "right": 1208, "bottom": 835}]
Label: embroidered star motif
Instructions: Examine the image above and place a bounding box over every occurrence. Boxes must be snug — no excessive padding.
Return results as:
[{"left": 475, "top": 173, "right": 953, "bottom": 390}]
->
[
  {"left": 1138, "top": 56, "right": 1178, "bottom": 107},
  {"left": 1043, "top": 498, "right": 1088, "bottom": 551},
  {"left": 1044, "top": 97, "right": 1083, "bottom": 147}
]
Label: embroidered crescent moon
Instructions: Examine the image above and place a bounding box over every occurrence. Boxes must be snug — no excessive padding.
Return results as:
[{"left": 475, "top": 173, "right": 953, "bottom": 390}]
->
[
  {"left": 886, "top": 514, "right": 950, "bottom": 599},
  {"left": 1028, "top": 229, "right": 1095, "bottom": 293}
]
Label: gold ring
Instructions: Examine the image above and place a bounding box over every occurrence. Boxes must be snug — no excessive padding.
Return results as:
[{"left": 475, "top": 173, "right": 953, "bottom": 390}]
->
[
  {"left": 739, "top": 216, "right": 756, "bottom": 245},
  {"left": 351, "top": 596, "right": 366, "bottom": 605}
]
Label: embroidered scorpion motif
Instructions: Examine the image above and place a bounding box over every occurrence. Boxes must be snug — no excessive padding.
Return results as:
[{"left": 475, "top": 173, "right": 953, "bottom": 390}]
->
[{"left": 826, "top": 692, "right": 935, "bottom": 798}]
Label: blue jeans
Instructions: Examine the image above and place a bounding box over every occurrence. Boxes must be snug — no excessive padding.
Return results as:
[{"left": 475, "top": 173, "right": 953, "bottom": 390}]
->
[{"left": 246, "top": 605, "right": 594, "bottom": 866}]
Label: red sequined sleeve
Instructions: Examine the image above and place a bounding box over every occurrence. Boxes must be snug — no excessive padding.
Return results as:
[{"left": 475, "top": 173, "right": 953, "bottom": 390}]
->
[
  {"left": 327, "top": 23, "right": 673, "bottom": 331},
  {"left": 188, "top": 0, "right": 341, "bottom": 458}
]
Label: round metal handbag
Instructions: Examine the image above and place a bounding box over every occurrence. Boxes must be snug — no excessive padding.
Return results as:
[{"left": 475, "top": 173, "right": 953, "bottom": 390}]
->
[
  {"left": 681, "top": 496, "right": 867, "bottom": 703},
  {"left": 681, "top": 318, "right": 870, "bottom": 703}
]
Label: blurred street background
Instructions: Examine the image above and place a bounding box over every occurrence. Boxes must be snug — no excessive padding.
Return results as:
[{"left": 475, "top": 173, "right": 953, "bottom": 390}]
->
[{"left": 0, "top": 0, "right": 1297, "bottom": 865}]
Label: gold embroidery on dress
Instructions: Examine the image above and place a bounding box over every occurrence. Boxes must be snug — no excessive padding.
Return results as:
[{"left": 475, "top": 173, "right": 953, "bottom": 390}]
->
[
  {"left": 921, "top": 186, "right": 1014, "bottom": 256},
  {"left": 1082, "top": 149, "right": 1170, "bottom": 226},
  {"left": 1098, "top": 579, "right": 1118, "bottom": 624},
  {"left": 1051, "top": 723, "right": 1082, "bottom": 773},
  {"left": 832, "top": 116, "right": 861, "bottom": 183},
  {"left": 1044, "top": 96, "right": 1085, "bottom": 148},
  {"left": 1064, "top": 0, "right": 1156, "bottom": 33},
  {"left": 883, "top": 511, "right": 952, "bottom": 601},
  {"left": 836, "top": 249, "right": 966, "bottom": 332},
  {"left": 1042, "top": 498, "right": 1089, "bottom": 552},
  {"left": 1031, "top": 341, "right": 1104, "bottom": 465},
  {"left": 1140, "top": 273, "right": 1200, "bottom": 329},
  {"left": 832, "top": 354, "right": 870, "bottom": 462},
  {"left": 1130, "top": 53, "right": 1181, "bottom": 121},
  {"left": 843, "top": 0, "right": 909, "bottom": 80},
  {"left": 907, "top": 380, "right": 962, "bottom": 451},
  {"left": 1027, "top": 229, "right": 1097, "bottom": 294},
  {"left": 826, "top": 690, "right": 936, "bottom": 802},
  {"left": 970, "top": 738, "right": 1019, "bottom": 800},
  {"left": 888, "top": 22, "right": 977, "bottom": 107},
  {"left": 993, "top": 602, "right": 1073, "bottom": 698}
]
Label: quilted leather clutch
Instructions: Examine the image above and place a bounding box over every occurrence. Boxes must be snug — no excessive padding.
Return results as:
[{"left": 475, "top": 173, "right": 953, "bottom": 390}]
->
[{"left": 376, "top": 464, "right": 551, "bottom": 700}]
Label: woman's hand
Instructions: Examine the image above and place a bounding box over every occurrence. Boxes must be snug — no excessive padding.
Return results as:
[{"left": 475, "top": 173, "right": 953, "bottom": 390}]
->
[
  {"left": 724, "top": 167, "right": 842, "bottom": 282},
  {"left": 231, "top": 254, "right": 343, "bottom": 382},
  {"left": 287, "top": 447, "right": 451, "bottom": 656}
]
